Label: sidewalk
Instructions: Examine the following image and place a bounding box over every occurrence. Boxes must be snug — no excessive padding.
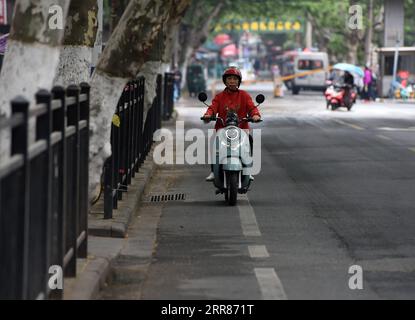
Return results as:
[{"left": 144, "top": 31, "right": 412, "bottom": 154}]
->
[{"left": 63, "top": 113, "right": 178, "bottom": 300}]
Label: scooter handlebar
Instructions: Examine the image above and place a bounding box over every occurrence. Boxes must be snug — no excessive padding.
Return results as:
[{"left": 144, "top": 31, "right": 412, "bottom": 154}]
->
[
  {"left": 242, "top": 117, "right": 263, "bottom": 123},
  {"left": 201, "top": 116, "right": 262, "bottom": 124},
  {"left": 200, "top": 116, "right": 217, "bottom": 122}
]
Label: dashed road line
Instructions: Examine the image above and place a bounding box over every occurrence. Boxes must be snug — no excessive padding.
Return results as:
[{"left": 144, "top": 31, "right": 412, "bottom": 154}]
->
[
  {"left": 378, "top": 127, "right": 415, "bottom": 131},
  {"left": 248, "top": 245, "right": 270, "bottom": 258},
  {"left": 239, "top": 194, "right": 287, "bottom": 299},
  {"left": 238, "top": 194, "right": 261, "bottom": 237},
  {"left": 254, "top": 268, "right": 287, "bottom": 300},
  {"left": 333, "top": 119, "right": 365, "bottom": 131},
  {"left": 377, "top": 134, "right": 392, "bottom": 141}
]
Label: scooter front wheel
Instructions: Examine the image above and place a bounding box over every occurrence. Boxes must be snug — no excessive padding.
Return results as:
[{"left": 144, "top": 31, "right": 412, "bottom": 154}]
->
[{"left": 227, "top": 171, "right": 238, "bottom": 206}]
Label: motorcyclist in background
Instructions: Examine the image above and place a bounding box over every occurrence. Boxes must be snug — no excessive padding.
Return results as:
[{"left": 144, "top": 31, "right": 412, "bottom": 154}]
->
[{"left": 342, "top": 70, "right": 355, "bottom": 107}]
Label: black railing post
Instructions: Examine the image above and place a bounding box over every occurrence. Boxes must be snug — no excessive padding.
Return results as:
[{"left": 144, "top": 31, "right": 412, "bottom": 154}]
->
[
  {"left": 78, "top": 83, "right": 90, "bottom": 258},
  {"left": 138, "top": 78, "right": 145, "bottom": 165},
  {"left": 126, "top": 83, "right": 133, "bottom": 185},
  {"left": 113, "top": 103, "right": 120, "bottom": 207},
  {"left": 156, "top": 74, "right": 162, "bottom": 130},
  {"left": 50, "top": 85, "right": 66, "bottom": 300},
  {"left": 119, "top": 87, "right": 127, "bottom": 199},
  {"left": 3, "top": 97, "right": 30, "bottom": 299},
  {"left": 103, "top": 156, "right": 113, "bottom": 219},
  {"left": 34, "top": 89, "right": 53, "bottom": 299},
  {"left": 131, "top": 81, "right": 138, "bottom": 175},
  {"left": 163, "top": 73, "right": 169, "bottom": 120},
  {"left": 65, "top": 85, "right": 80, "bottom": 277},
  {"left": 133, "top": 80, "right": 139, "bottom": 173},
  {"left": 163, "top": 72, "right": 174, "bottom": 120}
]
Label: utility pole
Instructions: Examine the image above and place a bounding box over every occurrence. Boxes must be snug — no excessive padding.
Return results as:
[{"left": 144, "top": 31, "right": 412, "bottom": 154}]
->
[
  {"left": 305, "top": 18, "right": 312, "bottom": 49},
  {"left": 391, "top": 32, "right": 401, "bottom": 97}
]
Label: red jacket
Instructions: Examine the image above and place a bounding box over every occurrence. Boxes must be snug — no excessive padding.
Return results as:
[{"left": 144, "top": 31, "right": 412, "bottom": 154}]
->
[{"left": 204, "top": 88, "right": 261, "bottom": 130}]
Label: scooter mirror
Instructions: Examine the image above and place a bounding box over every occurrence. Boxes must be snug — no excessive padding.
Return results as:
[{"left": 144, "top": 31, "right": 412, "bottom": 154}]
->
[
  {"left": 255, "top": 94, "right": 265, "bottom": 105},
  {"left": 198, "top": 92, "right": 208, "bottom": 103}
]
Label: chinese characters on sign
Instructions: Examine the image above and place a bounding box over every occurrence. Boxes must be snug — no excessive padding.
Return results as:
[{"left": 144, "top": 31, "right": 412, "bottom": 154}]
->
[{"left": 215, "top": 20, "right": 302, "bottom": 33}]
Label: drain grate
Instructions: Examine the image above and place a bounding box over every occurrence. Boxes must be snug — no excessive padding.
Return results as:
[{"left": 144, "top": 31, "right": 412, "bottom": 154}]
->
[{"left": 150, "top": 193, "right": 186, "bottom": 202}]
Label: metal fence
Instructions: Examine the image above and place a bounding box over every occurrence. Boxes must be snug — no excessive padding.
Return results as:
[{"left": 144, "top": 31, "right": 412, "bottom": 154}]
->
[
  {"left": 103, "top": 74, "right": 167, "bottom": 219},
  {"left": 0, "top": 83, "right": 90, "bottom": 300}
]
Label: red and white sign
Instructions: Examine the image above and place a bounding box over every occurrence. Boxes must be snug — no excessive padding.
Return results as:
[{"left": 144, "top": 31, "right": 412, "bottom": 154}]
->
[{"left": 0, "top": 0, "right": 7, "bottom": 25}]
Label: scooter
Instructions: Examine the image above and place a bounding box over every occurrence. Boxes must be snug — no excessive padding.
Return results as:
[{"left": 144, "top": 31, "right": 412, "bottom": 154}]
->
[
  {"left": 198, "top": 92, "right": 264, "bottom": 206},
  {"left": 324, "top": 80, "right": 335, "bottom": 109},
  {"left": 326, "top": 83, "right": 356, "bottom": 111}
]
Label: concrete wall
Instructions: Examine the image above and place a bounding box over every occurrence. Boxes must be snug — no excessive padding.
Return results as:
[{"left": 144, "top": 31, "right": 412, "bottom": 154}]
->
[{"left": 384, "top": 0, "right": 404, "bottom": 47}]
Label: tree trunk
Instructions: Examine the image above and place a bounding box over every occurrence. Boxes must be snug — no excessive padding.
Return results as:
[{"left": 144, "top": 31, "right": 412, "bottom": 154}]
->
[
  {"left": 54, "top": 0, "right": 99, "bottom": 87},
  {"left": 364, "top": 0, "right": 374, "bottom": 66},
  {"left": 346, "top": 40, "right": 359, "bottom": 64},
  {"left": 346, "top": 0, "right": 362, "bottom": 65},
  {"left": 177, "top": 2, "right": 223, "bottom": 90},
  {"left": 110, "top": 0, "right": 129, "bottom": 33},
  {"left": 163, "top": 23, "right": 179, "bottom": 70},
  {"left": 140, "top": 28, "right": 165, "bottom": 123},
  {"left": 0, "top": 0, "right": 70, "bottom": 162},
  {"left": 88, "top": 0, "right": 191, "bottom": 198},
  {"left": 305, "top": 18, "right": 313, "bottom": 49}
]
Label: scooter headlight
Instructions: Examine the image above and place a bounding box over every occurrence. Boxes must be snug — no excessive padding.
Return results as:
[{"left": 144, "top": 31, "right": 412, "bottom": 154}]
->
[
  {"left": 225, "top": 127, "right": 239, "bottom": 141},
  {"left": 221, "top": 139, "right": 243, "bottom": 150}
]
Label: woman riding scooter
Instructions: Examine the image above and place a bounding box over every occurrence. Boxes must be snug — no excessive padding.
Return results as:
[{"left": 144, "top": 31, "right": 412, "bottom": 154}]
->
[{"left": 202, "top": 66, "right": 261, "bottom": 181}]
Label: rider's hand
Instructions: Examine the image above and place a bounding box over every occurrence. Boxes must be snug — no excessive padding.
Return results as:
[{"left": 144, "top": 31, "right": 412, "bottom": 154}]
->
[
  {"left": 252, "top": 115, "right": 261, "bottom": 122},
  {"left": 203, "top": 115, "right": 211, "bottom": 123}
]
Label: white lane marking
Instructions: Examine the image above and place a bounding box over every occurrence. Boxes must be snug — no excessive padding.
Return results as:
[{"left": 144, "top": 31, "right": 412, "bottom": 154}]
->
[
  {"left": 378, "top": 127, "right": 415, "bottom": 131},
  {"left": 409, "top": 147, "right": 415, "bottom": 153},
  {"left": 377, "top": 134, "right": 392, "bottom": 141},
  {"left": 248, "top": 245, "right": 270, "bottom": 258},
  {"left": 238, "top": 194, "right": 261, "bottom": 237},
  {"left": 333, "top": 119, "right": 364, "bottom": 130},
  {"left": 255, "top": 268, "right": 287, "bottom": 300}
]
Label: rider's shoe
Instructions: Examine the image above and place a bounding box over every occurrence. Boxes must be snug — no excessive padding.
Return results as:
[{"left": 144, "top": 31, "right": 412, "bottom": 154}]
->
[
  {"left": 249, "top": 175, "right": 254, "bottom": 181},
  {"left": 205, "top": 172, "right": 215, "bottom": 181}
]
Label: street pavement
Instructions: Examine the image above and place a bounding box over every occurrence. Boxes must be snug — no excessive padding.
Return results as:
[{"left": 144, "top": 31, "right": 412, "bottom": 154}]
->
[{"left": 99, "top": 82, "right": 415, "bottom": 300}]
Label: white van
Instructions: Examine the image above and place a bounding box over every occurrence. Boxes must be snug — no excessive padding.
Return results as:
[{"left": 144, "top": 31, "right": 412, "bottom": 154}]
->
[{"left": 291, "top": 52, "right": 329, "bottom": 94}]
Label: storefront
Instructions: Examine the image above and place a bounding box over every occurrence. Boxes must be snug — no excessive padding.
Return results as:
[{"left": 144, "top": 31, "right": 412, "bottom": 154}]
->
[{"left": 377, "top": 47, "right": 415, "bottom": 97}]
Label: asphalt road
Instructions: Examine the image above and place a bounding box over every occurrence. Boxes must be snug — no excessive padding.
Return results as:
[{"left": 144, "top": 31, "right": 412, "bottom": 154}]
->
[{"left": 101, "top": 84, "right": 415, "bottom": 300}]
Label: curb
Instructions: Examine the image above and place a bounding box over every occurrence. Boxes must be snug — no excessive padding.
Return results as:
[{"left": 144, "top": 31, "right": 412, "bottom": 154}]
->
[{"left": 63, "top": 235, "right": 125, "bottom": 300}]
